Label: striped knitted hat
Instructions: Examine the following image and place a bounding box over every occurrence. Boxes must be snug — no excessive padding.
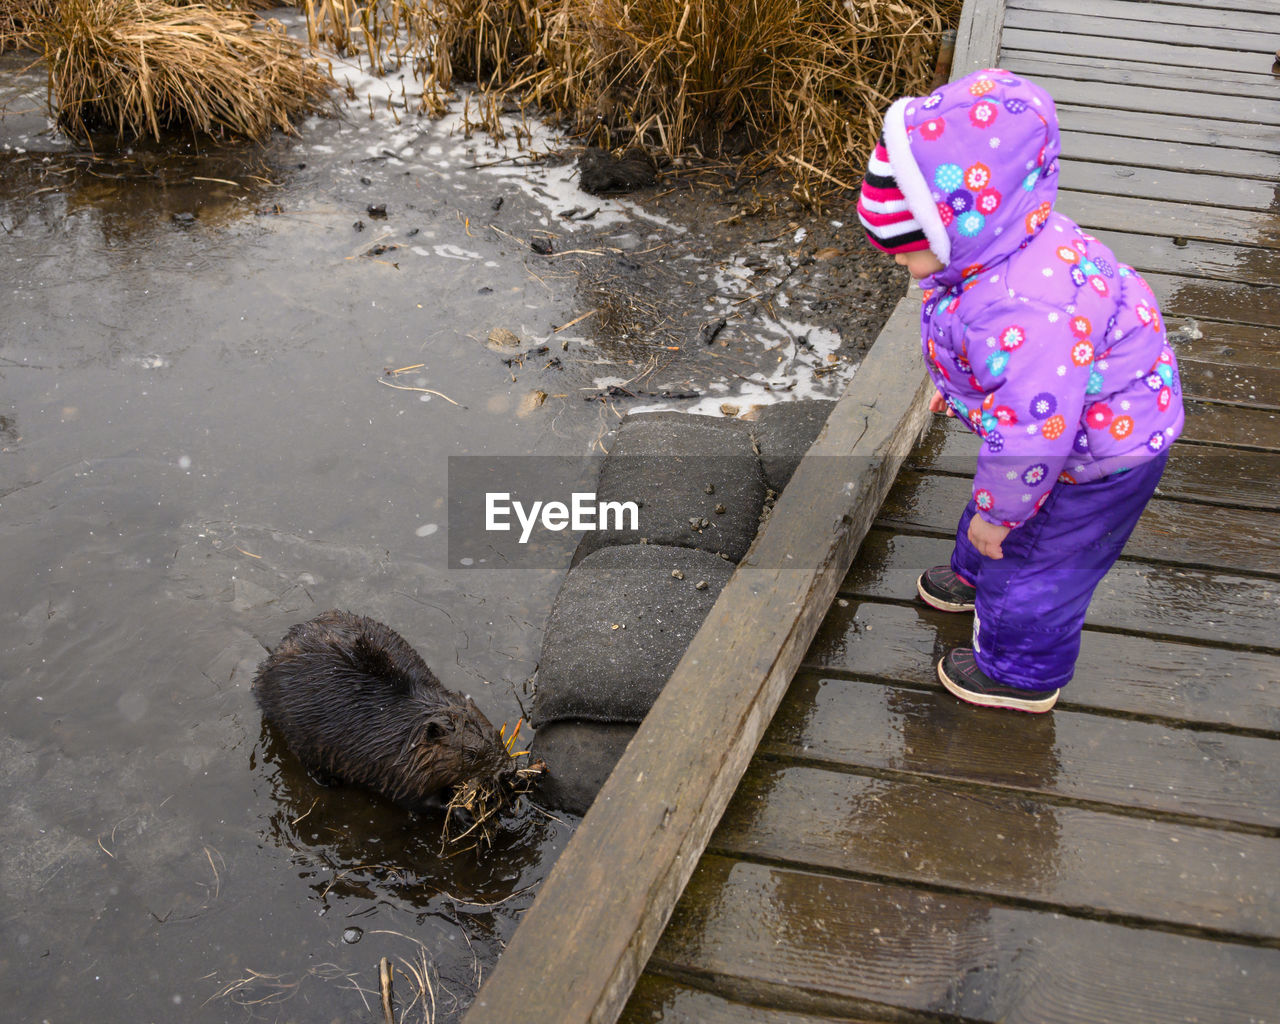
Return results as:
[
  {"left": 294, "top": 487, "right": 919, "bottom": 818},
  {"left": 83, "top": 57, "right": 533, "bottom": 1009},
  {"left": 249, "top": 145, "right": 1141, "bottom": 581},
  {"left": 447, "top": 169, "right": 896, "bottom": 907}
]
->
[{"left": 857, "top": 135, "right": 932, "bottom": 255}]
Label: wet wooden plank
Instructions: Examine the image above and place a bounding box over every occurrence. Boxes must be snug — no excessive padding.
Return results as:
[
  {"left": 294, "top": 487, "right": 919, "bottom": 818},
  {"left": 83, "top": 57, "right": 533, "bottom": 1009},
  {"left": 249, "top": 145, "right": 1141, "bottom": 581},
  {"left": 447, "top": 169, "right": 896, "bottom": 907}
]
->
[
  {"left": 875, "top": 469, "right": 1280, "bottom": 575},
  {"left": 651, "top": 857, "right": 1280, "bottom": 1024},
  {"left": 803, "top": 599, "right": 1280, "bottom": 732},
  {"left": 1006, "top": 54, "right": 1280, "bottom": 105},
  {"left": 622, "top": 975, "right": 889, "bottom": 1024},
  {"left": 1058, "top": 159, "right": 1280, "bottom": 213},
  {"left": 1088, "top": 230, "right": 1280, "bottom": 289},
  {"left": 714, "top": 763, "right": 1280, "bottom": 939},
  {"left": 1169, "top": 319, "right": 1280, "bottom": 366},
  {"left": 1058, "top": 104, "right": 1280, "bottom": 153},
  {"left": 1175, "top": 357, "right": 1280, "bottom": 410},
  {"left": 1178, "top": 400, "right": 1280, "bottom": 452},
  {"left": 464, "top": 296, "right": 934, "bottom": 1024},
  {"left": 1040, "top": 75, "right": 1280, "bottom": 129},
  {"left": 762, "top": 673, "right": 1280, "bottom": 829},
  {"left": 1009, "top": 0, "right": 1280, "bottom": 36},
  {"left": 1004, "top": 7, "right": 1280, "bottom": 52},
  {"left": 1056, "top": 191, "right": 1280, "bottom": 250},
  {"left": 1146, "top": 272, "right": 1280, "bottom": 330},
  {"left": 999, "top": 26, "right": 1280, "bottom": 77},
  {"left": 840, "top": 528, "right": 1280, "bottom": 651},
  {"left": 911, "top": 419, "right": 1280, "bottom": 509}
]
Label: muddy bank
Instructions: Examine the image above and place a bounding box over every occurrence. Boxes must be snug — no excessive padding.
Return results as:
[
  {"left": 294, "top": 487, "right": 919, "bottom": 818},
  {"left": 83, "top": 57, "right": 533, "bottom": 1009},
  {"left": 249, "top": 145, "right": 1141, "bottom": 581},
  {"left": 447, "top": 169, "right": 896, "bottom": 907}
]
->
[{"left": 0, "top": 41, "right": 907, "bottom": 1022}]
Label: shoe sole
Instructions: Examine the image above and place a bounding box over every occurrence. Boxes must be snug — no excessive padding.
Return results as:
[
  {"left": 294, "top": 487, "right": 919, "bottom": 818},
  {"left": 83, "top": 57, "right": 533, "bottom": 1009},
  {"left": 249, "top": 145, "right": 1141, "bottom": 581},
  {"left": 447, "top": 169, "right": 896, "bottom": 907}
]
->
[
  {"left": 937, "top": 659, "right": 1059, "bottom": 713},
  {"left": 916, "top": 575, "right": 976, "bottom": 613}
]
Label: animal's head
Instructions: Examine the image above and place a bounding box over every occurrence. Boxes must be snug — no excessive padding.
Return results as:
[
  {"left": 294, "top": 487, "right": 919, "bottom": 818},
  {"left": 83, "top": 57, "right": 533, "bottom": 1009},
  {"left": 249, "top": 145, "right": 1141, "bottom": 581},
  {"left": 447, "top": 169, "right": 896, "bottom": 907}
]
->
[{"left": 401, "top": 697, "right": 515, "bottom": 797}]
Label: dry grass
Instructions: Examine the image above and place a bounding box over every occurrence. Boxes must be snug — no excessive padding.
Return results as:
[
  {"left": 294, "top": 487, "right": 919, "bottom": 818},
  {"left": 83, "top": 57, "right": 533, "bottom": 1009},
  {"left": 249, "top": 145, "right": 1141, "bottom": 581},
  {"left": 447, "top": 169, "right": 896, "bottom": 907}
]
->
[
  {"left": 12, "top": 0, "right": 333, "bottom": 141},
  {"left": 307, "top": 0, "right": 960, "bottom": 200},
  {"left": 442, "top": 719, "right": 546, "bottom": 849}
]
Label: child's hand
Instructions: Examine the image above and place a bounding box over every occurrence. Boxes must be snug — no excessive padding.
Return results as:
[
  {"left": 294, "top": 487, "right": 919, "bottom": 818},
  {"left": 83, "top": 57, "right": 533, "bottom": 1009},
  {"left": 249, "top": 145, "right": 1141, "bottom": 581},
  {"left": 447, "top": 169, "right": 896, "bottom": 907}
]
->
[
  {"left": 968, "top": 515, "right": 1011, "bottom": 559},
  {"left": 928, "top": 389, "right": 955, "bottom": 416}
]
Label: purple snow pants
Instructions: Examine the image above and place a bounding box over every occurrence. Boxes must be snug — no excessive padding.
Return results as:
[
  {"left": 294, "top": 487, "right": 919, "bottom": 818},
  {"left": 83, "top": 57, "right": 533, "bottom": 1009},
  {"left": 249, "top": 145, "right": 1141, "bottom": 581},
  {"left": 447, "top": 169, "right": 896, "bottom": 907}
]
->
[{"left": 950, "top": 451, "right": 1169, "bottom": 691}]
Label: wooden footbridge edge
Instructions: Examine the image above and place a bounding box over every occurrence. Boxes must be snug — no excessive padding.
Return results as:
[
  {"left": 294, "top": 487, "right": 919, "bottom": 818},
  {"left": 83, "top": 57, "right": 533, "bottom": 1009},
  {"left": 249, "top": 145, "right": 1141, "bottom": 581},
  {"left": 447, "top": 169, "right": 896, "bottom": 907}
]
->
[
  {"left": 464, "top": 293, "right": 933, "bottom": 1024},
  {"left": 462, "top": 6, "right": 1003, "bottom": 1023}
]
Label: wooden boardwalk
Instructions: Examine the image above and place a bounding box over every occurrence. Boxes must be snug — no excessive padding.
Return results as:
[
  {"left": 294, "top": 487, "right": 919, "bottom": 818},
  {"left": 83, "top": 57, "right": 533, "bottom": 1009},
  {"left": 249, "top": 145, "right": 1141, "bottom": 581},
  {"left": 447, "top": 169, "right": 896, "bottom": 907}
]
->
[
  {"left": 617, "top": 1, "right": 1280, "bottom": 1021},
  {"left": 466, "top": 1, "right": 1279, "bottom": 1021}
]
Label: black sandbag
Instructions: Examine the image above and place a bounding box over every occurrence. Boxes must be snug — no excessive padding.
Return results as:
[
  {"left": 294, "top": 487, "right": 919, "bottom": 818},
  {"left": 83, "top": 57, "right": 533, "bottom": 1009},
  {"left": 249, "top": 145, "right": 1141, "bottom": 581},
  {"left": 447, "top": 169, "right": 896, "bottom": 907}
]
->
[
  {"left": 532, "top": 543, "right": 734, "bottom": 727},
  {"left": 747, "top": 399, "right": 836, "bottom": 493},
  {"left": 571, "top": 412, "right": 767, "bottom": 566},
  {"left": 532, "top": 720, "right": 635, "bottom": 816}
]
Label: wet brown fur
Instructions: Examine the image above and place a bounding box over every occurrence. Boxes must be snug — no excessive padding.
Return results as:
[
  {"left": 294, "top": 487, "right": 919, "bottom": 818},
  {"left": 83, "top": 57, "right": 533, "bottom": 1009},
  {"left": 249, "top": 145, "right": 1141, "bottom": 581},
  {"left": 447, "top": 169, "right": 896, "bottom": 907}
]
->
[{"left": 252, "top": 610, "right": 513, "bottom": 812}]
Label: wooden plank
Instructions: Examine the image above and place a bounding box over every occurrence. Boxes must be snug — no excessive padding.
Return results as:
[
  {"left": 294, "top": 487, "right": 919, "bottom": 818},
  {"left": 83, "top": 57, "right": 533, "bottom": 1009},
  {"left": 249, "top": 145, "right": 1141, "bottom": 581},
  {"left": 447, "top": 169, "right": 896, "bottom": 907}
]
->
[
  {"left": 804, "top": 599, "right": 1280, "bottom": 732},
  {"left": 875, "top": 469, "right": 1280, "bottom": 575},
  {"left": 1009, "top": 0, "right": 1280, "bottom": 36},
  {"left": 840, "top": 528, "right": 1280, "bottom": 651},
  {"left": 1169, "top": 319, "right": 1280, "bottom": 366},
  {"left": 1038, "top": 75, "right": 1280, "bottom": 128},
  {"left": 650, "top": 857, "right": 1280, "bottom": 1024},
  {"left": 1058, "top": 103, "right": 1280, "bottom": 153},
  {"left": 463, "top": 296, "right": 935, "bottom": 1024},
  {"left": 622, "top": 975, "right": 890, "bottom": 1024},
  {"left": 999, "top": 26, "right": 1280, "bottom": 77},
  {"left": 1175, "top": 358, "right": 1280, "bottom": 409},
  {"left": 1006, "top": 54, "right": 1280, "bottom": 104},
  {"left": 762, "top": 673, "right": 1280, "bottom": 829},
  {"left": 1058, "top": 159, "right": 1280, "bottom": 213},
  {"left": 1178, "top": 399, "right": 1280, "bottom": 452},
  {"left": 1146, "top": 272, "right": 1280, "bottom": 331},
  {"left": 1059, "top": 131, "right": 1280, "bottom": 183},
  {"left": 714, "top": 764, "right": 1280, "bottom": 938},
  {"left": 950, "top": 0, "right": 1006, "bottom": 77},
  {"left": 1004, "top": 6, "right": 1280, "bottom": 52},
  {"left": 1087, "top": 230, "right": 1280, "bottom": 289},
  {"left": 911, "top": 418, "right": 1280, "bottom": 509},
  {"left": 1055, "top": 190, "right": 1280, "bottom": 250}
]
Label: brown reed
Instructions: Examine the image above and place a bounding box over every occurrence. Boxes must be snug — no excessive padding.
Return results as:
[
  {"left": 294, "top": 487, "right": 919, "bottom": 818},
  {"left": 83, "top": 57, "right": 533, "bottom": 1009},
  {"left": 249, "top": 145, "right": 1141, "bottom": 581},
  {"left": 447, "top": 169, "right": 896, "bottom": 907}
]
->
[{"left": 18, "top": 0, "right": 333, "bottom": 141}]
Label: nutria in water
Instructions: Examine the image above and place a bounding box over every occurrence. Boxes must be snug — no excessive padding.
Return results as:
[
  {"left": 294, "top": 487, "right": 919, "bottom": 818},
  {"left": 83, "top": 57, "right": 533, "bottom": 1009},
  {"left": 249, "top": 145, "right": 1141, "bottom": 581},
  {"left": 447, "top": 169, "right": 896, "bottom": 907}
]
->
[{"left": 252, "top": 610, "right": 516, "bottom": 812}]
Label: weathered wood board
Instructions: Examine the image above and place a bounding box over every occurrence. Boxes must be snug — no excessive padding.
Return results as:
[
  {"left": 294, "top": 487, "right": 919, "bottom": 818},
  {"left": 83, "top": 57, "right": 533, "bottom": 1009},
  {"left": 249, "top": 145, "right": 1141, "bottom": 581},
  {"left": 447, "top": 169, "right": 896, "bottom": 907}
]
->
[
  {"left": 1056, "top": 104, "right": 1280, "bottom": 153},
  {"left": 1008, "top": 0, "right": 1280, "bottom": 32},
  {"left": 804, "top": 599, "right": 1280, "bottom": 732},
  {"left": 712, "top": 763, "right": 1280, "bottom": 937},
  {"left": 999, "top": 27, "right": 1280, "bottom": 77},
  {"left": 761, "top": 673, "right": 1280, "bottom": 829},
  {"left": 647, "top": 857, "right": 1280, "bottom": 1024},
  {"left": 1055, "top": 191, "right": 1280, "bottom": 250},
  {"left": 840, "top": 528, "right": 1280, "bottom": 650},
  {"left": 875, "top": 469, "right": 1280, "bottom": 575},
  {"left": 1057, "top": 159, "right": 1280, "bottom": 213}
]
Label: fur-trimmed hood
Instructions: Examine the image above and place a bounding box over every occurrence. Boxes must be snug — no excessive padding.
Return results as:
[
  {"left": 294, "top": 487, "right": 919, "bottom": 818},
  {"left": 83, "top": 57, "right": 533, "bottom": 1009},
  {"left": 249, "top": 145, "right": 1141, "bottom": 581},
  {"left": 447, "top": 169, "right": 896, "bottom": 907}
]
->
[{"left": 882, "top": 68, "right": 1062, "bottom": 288}]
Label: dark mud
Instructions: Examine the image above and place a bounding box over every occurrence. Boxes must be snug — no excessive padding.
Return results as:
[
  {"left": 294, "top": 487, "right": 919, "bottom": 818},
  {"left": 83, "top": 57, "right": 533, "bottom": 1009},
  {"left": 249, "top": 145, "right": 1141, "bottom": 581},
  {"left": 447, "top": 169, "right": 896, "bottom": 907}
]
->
[{"left": 0, "top": 40, "right": 907, "bottom": 1022}]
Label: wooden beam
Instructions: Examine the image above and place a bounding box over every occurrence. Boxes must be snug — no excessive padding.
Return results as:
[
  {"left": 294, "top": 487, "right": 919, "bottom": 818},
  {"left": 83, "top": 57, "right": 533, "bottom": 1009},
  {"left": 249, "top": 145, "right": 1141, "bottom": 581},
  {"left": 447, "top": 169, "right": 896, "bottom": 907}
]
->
[
  {"left": 952, "top": 0, "right": 1006, "bottom": 77},
  {"left": 464, "top": 295, "right": 933, "bottom": 1024}
]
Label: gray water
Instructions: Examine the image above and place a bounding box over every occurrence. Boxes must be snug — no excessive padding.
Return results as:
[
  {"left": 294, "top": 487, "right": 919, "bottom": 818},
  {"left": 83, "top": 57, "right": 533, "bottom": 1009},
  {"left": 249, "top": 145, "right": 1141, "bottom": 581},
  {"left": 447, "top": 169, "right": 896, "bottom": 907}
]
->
[{"left": 0, "top": 39, "right": 863, "bottom": 1021}]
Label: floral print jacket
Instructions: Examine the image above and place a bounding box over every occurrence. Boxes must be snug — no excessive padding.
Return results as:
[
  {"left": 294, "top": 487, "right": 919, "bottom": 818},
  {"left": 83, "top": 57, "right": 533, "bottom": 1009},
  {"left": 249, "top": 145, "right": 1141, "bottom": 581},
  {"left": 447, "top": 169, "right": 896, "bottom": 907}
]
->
[{"left": 880, "top": 69, "right": 1185, "bottom": 527}]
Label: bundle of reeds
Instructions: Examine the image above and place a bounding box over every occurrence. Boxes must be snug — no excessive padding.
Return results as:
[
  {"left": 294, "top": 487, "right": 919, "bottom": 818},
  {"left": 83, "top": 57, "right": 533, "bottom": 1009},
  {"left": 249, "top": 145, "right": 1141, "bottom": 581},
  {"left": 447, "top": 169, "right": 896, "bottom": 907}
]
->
[
  {"left": 0, "top": 0, "right": 49, "bottom": 52},
  {"left": 24, "top": 0, "right": 333, "bottom": 141},
  {"left": 415, "top": 0, "right": 961, "bottom": 198}
]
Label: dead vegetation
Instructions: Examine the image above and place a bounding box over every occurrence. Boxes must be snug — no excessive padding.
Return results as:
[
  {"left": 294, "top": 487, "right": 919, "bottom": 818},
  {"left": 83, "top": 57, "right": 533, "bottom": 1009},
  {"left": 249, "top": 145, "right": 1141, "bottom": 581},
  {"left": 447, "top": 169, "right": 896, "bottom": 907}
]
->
[
  {"left": 3, "top": 0, "right": 955, "bottom": 188},
  {"left": 3, "top": 0, "right": 332, "bottom": 141},
  {"left": 311, "top": 0, "right": 962, "bottom": 200}
]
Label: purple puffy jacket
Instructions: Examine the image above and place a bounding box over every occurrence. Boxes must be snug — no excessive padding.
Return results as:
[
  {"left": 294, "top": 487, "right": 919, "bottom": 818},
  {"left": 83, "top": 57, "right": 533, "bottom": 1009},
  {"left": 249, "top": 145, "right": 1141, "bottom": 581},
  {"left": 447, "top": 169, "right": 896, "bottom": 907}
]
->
[{"left": 880, "top": 69, "right": 1184, "bottom": 526}]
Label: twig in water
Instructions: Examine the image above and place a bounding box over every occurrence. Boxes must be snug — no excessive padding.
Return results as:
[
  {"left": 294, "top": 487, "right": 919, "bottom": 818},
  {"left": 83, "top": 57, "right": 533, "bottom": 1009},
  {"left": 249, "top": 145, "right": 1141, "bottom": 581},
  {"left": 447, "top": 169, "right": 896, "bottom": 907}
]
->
[{"left": 376, "top": 378, "right": 461, "bottom": 406}]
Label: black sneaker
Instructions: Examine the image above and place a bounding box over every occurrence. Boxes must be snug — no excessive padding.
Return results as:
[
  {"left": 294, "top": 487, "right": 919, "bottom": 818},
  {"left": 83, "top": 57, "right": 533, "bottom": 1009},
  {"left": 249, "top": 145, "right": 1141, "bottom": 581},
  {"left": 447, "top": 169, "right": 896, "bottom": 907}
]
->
[
  {"left": 916, "top": 565, "right": 976, "bottom": 612},
  {"left": 937, "top": 648, "right": 1059, "bottom": 713}
]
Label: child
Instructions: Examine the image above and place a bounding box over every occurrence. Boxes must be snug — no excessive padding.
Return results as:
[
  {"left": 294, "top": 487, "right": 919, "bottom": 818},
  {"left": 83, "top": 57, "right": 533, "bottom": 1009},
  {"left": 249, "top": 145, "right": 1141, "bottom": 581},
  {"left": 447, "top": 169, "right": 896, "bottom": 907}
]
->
[{"left": 857, "top": 68, "right": 1184, "bottom": 712}]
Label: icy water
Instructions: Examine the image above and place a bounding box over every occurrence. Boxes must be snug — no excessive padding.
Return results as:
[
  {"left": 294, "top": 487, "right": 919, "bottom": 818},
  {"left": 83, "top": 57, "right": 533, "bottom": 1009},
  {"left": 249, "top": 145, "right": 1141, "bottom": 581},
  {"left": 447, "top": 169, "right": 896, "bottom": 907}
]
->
[{"left": 0, "top": 35, "right": 869, "bottom": 1023}]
